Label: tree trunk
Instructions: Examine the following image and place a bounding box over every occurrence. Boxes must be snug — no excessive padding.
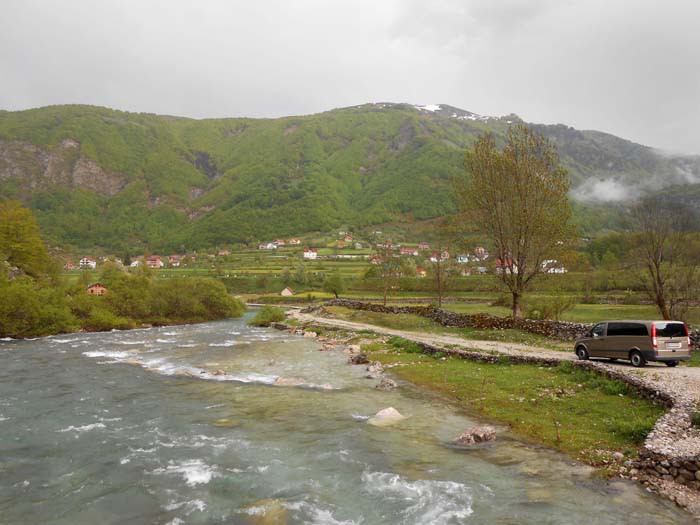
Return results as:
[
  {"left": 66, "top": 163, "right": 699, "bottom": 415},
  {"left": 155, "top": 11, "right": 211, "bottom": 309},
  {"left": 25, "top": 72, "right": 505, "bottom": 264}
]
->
[{"left": 512, "top": 292, "right": 521, "bottom": 318}]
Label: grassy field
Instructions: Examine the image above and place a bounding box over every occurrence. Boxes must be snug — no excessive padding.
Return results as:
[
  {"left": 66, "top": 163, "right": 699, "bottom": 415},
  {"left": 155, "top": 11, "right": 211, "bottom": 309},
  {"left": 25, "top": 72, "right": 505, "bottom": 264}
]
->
[{"left": 365, "top": 339, "right": 665, "bottom": 462}]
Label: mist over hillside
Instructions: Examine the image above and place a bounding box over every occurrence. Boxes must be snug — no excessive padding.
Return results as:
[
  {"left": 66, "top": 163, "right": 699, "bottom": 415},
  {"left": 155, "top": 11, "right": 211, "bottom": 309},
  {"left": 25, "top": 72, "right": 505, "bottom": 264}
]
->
[{"left": 1, "top": 102, "right": 698, "bottom": 252}]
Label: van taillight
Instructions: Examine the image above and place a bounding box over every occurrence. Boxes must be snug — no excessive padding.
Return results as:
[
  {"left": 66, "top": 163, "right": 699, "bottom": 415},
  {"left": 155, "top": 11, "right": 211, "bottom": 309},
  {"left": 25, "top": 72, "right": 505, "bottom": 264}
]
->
[
  {"left": 685, "top": 323, "right": 691, "bottom": 347},
  {"left": 651, "top": 324, "right": 658, "bottom": 351}
]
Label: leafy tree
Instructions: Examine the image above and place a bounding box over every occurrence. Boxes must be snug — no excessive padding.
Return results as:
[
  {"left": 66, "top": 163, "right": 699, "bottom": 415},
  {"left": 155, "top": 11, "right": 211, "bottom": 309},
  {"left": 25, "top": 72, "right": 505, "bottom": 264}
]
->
[
  {"left": 631, "top": 196, "right": 698, "bottom": 320},
  {"left": 0, "top": 200, "right": 51, "bottom": 277},
  {"left": 456, "top": 124, "right": 574, "bottom": 317},
  {"left": 323, "top": 271, "right": 346, "bottom": 298}
]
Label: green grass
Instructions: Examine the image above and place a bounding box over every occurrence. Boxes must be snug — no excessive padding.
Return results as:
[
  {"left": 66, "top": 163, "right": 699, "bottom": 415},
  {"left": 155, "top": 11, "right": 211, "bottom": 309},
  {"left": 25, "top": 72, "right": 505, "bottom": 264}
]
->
[{"left": 366, "top": 344, "right": 664, "bottom": 459}]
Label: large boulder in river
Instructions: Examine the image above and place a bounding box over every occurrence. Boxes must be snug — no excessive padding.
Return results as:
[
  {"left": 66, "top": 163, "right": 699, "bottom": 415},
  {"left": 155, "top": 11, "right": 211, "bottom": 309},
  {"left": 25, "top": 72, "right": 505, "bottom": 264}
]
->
[
  {"left": 454, "top": 425, "right": 496, "bottom": 446},
  {"left": 349, "top": 353, "right": 369, "bottom": 365},
  {"left": 375, "top": 378, "right": 397, "bottom": 391},
  {"left": 368, "top": 407, "right": 406, "bottom": 427}
]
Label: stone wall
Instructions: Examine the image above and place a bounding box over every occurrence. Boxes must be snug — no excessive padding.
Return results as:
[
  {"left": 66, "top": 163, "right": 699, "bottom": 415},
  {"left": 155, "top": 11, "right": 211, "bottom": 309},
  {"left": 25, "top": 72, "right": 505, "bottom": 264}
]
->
[{"left": 324, "top": 299, "right": 592, "bottom": 341}]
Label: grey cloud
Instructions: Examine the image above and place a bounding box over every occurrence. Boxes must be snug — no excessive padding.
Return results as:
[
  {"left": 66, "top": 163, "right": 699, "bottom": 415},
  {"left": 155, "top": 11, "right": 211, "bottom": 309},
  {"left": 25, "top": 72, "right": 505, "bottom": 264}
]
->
[{"left": 1, "top": 0, "right": 699, "bottom": 154}]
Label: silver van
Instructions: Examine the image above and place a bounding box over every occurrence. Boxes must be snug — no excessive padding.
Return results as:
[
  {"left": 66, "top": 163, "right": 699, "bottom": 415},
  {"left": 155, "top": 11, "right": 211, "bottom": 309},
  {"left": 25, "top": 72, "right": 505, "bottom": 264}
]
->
[{"left": 574, "top": 320, "right": 690, "bottom": 367}]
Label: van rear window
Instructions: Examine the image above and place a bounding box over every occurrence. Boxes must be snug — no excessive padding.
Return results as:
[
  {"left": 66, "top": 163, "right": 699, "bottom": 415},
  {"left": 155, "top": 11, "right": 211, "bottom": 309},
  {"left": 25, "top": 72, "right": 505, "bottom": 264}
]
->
[
  {"left": 654, "top": 323, "right": 686, "bottom": 338},
  {"left": 607, "top": 322, "right": 648, "bottom": 336}
]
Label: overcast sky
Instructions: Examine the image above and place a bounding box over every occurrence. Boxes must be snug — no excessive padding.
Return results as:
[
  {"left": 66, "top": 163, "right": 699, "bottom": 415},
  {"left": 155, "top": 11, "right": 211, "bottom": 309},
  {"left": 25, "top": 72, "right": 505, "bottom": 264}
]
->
[{"left": 2, "top": 0, "right": 699, "bottom": 154}]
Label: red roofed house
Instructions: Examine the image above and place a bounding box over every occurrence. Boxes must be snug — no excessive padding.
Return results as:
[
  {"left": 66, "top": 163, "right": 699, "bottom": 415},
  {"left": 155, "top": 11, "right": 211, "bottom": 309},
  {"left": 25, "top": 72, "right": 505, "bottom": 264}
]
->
[
  {"left": 400, "top": 247, "right": 419, "bottom": 256},
  {"left": 146, "top": 255, "right": 164, "bottom": 269},
  {"left": 303, "top": 248, "right": 318, "bottom": 260},
  {"left": 168, "top": 255, "right": 182, "bottom": 267},
  {"left": 418, "top": 242, "right": 430, "bottom": 251},
  {"left": 86, "top": 282, "right": 108, "bottom": 296},
  {"left": 416, "top": 267, "right": 427, "bottom": 278},
  {"left": 496, "top": 257, "right": 518, "bottom": 275},
  {"left": 79, "top": 256, "right": 97, "bottom": 269},
  {"left": 288, "top": 238, "right": 301, "bottom": 245}
]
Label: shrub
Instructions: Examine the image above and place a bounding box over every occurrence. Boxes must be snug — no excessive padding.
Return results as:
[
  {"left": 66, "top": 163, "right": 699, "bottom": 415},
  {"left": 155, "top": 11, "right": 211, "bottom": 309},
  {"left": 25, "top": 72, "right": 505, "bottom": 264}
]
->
[
  {"left": 524, "top": 295, "right": 577, "bottom": 321},
  {"left": 388, "top": 336, "right": 423, "bottom": 354},
  {"left": 248, "top": 305, "right": 285, "bottom": 327}
]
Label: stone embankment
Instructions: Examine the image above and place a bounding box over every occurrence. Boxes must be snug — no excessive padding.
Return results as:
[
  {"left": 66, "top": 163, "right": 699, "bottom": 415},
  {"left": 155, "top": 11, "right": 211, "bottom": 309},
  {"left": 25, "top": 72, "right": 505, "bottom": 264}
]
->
[{"left": 324, "top": 298, "right": 591, "bottom": 340}]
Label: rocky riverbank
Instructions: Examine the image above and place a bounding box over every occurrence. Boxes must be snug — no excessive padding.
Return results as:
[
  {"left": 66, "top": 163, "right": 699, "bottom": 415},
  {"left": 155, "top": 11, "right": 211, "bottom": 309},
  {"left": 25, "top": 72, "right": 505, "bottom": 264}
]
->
[{"left": 282, "top": 308, "right": 700, "bottom": 516}]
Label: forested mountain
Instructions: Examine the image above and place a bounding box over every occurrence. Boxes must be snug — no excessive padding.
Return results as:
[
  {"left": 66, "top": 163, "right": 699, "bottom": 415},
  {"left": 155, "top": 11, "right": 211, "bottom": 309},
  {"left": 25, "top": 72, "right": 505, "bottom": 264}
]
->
[{"left": 1, "top": 103, "right": 698, "bottom": 252}]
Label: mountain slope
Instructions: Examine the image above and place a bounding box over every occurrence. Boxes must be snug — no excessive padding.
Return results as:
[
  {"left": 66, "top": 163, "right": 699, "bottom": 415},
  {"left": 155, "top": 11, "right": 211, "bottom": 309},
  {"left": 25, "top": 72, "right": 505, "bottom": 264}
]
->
[{"left": 0, "top": 103, "right": 698, "bottom": 251}]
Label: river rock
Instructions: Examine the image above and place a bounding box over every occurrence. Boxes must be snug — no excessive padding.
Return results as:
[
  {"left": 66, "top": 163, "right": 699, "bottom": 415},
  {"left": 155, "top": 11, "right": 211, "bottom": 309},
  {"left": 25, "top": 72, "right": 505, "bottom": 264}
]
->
[
  {"left": 367, "top": 361, "right": 384, "bottom": 375},
  {"left": 241, "top": 498, "right": 289, "bottom": 524},
  {"left": 212, "top": 418, "right": 240, "bottom": 428},
  {"left": 368, "top": 407, "right": 406, "bottom": 427},
  {"left": 349, "top": 353, "right": 369, "bottom": 365},
  {"left": 375, "top": 378, "right": 397, "bottom": 391},
  {"left": 454, "top": 425, "right": 497, "bottom": 446}
]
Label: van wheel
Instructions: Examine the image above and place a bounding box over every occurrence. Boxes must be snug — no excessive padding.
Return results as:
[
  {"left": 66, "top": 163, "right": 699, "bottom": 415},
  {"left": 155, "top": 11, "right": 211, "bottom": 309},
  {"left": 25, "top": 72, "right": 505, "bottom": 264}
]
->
[
  {"left": 630, "top": 351, "right": 646, "bottom": 368},
  {"left": 665, "top": 361, "right": 679, "bottom": 367},
  {"left": 576, "top": 346, "right": 589, "bottom": 360}
]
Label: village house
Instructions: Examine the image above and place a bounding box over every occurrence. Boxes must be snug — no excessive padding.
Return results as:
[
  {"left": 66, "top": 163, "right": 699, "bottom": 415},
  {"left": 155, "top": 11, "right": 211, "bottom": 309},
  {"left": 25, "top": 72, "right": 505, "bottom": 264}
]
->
[
  {"left": 418, "top": 242, "right": 430, "bottom": 251},
  {"left": 541, "top": 259, "right": 568, "bottom": 274},
  {"left": 64, "top": 261, "right": 76, "bottom": 270},
  {"left": 280, "top": 287, "right": 295, "bottom": 297},
  {"left": 274, "top": 239, "right": 286, "bottom": 246},
  {"left": 288, "top": 238, "right": 301, "bottom": 245},
  {"left": 496, "top": 257, "right": 518, "bottom": 275},
  {"left": 168, "top": 255, "right": 182, "bottom": 267},
  {"left": 130, "top": 260, "right": 142, "bottom": 268},
  {"left": 217, "top": 249, "right": 231, "bottom": 257},
  {"left": 146, "top": 255, "right": 164, "bottom": 269},
  {"left": 303, "top": 248, "right": 318, "bottom": 260},
  {"left": 86, "top": 282, "right": 108, "bottom": 296},
  {"left": 337, "top": 240, "right": 345, "bottom": 249},
  {"left": 79, "top": 256, "right": 97, "bottom": 270},
  {"left": 473, "top": 246, "right": 489, "bottom": 260},
  {"left": 369, "top": 255, "right": 383, "bottom": 265},
  {"left": 344, "top": 234, "right": 353, "bottom": 242},
  {"left": 258, "top": 242, "right": 277, "bottom": 250},
  {"left": 456, "top": 254, "right": 470, "bottom": 264},
  {"left": 400, "top": 247, "right": 419, "bottom": 256},
  {"left": 416, "top": 267, "right": 427, "bottom": 278},
  {"left": 429, "top": 251, "right": 450, "bottom": 263},
  {"left": 354, "top": 242, "right": 363, "bottom": 250}
]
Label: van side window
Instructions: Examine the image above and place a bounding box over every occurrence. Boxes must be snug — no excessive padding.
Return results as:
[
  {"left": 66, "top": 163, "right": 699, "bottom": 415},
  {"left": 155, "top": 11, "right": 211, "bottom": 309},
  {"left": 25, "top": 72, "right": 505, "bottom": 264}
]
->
[
  {"left": 607, "top": 322, "right": 648, "bottom": 336},
  {"left": 591, "top": 323, "right": 605, "bottom": 337}
]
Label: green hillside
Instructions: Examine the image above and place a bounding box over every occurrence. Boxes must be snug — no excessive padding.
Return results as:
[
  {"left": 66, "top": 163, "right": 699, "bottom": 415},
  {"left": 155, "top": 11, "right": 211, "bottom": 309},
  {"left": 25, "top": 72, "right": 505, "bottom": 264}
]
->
[{"left": 1, "top": 103, "right": 697, "bottom": 252}]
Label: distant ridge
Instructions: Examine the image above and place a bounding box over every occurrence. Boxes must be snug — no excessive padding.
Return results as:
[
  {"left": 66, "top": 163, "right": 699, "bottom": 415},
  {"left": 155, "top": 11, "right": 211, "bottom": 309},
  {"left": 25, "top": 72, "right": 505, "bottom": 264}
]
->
[{"left": 0, "top": 102, "right": 698, "bottom": 251}]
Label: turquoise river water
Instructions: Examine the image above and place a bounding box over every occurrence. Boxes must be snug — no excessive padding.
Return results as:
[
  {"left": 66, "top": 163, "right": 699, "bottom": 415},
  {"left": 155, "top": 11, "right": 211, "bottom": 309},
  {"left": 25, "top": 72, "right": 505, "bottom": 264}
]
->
[{"left": 0, "top": 313, "right": 692, "bottom": 524}]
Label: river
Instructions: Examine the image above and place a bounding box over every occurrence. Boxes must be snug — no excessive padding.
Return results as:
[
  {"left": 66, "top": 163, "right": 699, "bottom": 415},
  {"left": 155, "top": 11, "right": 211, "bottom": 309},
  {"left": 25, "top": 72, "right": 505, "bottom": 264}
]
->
[{"left": 0, "top": 314, "right": 691, "bottom": 524}]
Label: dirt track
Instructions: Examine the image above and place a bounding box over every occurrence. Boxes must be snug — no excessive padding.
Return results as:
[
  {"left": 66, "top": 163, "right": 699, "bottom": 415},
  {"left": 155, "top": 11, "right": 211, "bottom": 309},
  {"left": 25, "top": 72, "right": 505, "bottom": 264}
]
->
[{"left": 291, "top": 310, "right": 700, "bottom": 401}]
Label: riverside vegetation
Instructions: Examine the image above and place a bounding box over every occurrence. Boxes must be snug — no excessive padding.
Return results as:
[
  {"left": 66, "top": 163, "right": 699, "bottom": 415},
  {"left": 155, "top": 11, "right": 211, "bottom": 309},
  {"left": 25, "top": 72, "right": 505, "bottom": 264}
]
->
[
  {"left": 0, "top": 201, "right": 245, "bottom": 338},
  {"left": 363, "top": 336, "right": 664, "bottom": 460}
]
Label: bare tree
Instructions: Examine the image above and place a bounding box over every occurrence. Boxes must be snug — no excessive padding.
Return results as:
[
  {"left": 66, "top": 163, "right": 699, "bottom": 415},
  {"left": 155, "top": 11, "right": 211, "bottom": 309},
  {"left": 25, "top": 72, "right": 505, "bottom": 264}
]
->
[
  {"left": 456, "top": 124, "right": 574, "bottom": 317},
  {"left": 370, "top": 240, "right": 403, "bottom": 306},
  {"left": 632, "top": 196, "right": 698, "bottom": 320}
]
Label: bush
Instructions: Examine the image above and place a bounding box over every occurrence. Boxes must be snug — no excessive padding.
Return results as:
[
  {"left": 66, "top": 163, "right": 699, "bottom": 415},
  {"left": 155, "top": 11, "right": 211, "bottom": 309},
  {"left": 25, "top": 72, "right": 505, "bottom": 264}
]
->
[
  {"left": 248, "top": 305, "right": 286, "bottom": 327},
  {"left": 388, "top": 336, "right": 423, "bottom": 354},
  {"left": 524, "top": 295, "right": 577, "bottom": 321}
]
